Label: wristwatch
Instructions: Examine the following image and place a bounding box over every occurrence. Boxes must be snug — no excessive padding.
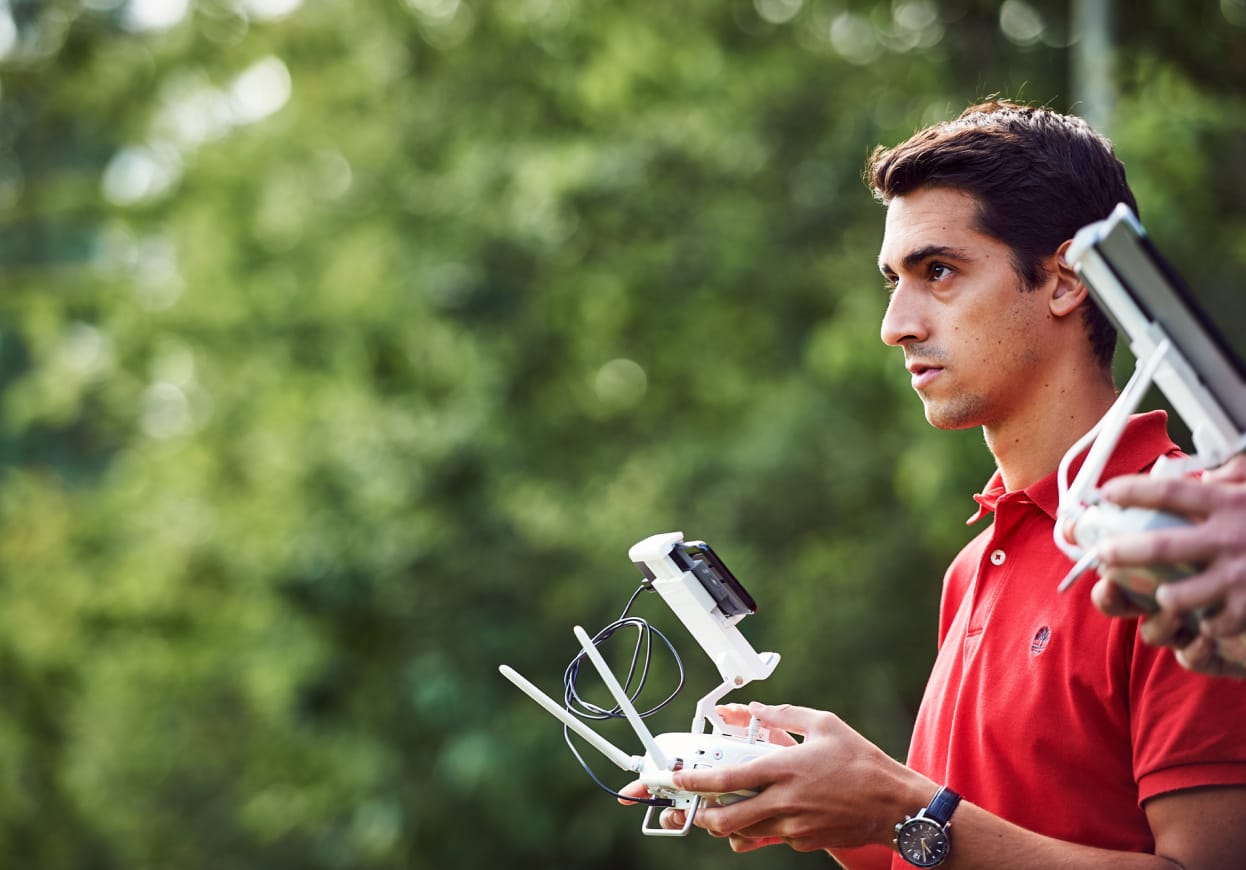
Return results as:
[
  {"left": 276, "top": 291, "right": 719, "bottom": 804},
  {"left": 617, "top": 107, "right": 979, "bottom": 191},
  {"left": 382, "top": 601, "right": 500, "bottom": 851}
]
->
[{"left": 894, "top": 785, "right": 962, "bottom": 868}]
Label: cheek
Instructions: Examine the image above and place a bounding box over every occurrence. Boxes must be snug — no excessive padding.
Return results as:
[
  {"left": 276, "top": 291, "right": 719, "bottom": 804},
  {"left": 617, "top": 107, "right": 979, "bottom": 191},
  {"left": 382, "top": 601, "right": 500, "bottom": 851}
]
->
[
  {"left": 1005, "top": 299, "right": 1046, "bottom": 361},
  {"left": 973, "top": 294, "right": 1040, "bottom": 346},
  {"left": 955, "top": 310, "right": 1040, "bottom": 370}
]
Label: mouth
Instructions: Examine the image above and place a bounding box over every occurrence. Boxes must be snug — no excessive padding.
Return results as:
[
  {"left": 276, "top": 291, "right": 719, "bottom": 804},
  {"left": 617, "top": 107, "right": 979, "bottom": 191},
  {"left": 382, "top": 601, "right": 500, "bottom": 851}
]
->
[{"left": 907, "top": 362, "right": 944, "bottom": 389}]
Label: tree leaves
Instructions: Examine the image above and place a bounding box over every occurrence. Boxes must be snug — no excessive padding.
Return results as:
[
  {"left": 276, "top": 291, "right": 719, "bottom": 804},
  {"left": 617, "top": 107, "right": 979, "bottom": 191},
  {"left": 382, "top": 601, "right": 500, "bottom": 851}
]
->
[{"left": 0, "top": 2, "right": 1242, "bottom": 867}]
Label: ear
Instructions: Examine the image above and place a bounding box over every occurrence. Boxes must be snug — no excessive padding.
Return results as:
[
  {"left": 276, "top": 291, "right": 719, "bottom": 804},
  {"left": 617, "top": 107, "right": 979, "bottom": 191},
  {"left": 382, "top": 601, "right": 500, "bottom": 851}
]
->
[{"left": 1048, "top": 239, "right": 1089, "bottom": 319}]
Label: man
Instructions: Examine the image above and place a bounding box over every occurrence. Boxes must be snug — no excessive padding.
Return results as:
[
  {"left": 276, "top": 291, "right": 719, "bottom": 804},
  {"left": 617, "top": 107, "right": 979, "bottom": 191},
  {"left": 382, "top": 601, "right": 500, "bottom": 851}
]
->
[
  {"left": 621, "top": 101, "right": 1246, "bottom": 868},
  {"left": 1091, "top": 454, "right": 1246, "bottom": 677}
]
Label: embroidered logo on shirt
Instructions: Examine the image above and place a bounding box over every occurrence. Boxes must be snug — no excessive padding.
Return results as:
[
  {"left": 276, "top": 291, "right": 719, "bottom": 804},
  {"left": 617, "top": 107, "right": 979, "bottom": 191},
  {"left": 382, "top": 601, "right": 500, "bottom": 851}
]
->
[{"left": 1030, "top": 625, "right": 1051, "bottom": 656}]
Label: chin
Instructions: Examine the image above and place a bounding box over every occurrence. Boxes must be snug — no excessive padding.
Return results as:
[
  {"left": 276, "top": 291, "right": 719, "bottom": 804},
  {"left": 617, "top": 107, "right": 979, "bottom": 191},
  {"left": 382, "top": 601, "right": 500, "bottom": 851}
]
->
[{"left": 921, "top": 398, "right": 987, "bottom": 431}]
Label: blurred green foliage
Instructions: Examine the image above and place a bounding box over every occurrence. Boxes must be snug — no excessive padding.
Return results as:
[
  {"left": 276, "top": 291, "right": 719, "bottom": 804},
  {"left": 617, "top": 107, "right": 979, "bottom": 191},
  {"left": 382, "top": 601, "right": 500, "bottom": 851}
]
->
[{"left": 0, "top": 0, "right": 1244, "bottom": 867}]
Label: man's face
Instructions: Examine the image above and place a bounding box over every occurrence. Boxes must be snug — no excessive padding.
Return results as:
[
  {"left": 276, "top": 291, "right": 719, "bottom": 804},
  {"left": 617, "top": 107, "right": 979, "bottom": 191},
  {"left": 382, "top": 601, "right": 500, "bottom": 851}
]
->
[{"left": 877, "top": 186, "right": 1050, "bottom": 431}]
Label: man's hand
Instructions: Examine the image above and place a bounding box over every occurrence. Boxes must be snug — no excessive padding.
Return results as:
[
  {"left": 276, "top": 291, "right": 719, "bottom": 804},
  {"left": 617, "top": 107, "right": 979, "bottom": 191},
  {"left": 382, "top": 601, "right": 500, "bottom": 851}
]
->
[
  {"left": 664, "top": 702, "right": 930, "bottom": 854},
  {"left": 615, "top": 704, "right": 793, "bottom": 847},
  {"left": 1091, "top": 454, "right": 1246, "bottom": 677}
]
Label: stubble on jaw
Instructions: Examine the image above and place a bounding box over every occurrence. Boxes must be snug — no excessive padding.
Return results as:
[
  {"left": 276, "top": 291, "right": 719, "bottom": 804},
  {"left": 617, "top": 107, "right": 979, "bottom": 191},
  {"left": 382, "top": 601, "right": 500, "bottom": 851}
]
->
[
  {"left": 916, "top": 339, "right": 1043, "bottom": 432},
  {"left": 922, "top": 390, "right": 991, "bottom": 431}
]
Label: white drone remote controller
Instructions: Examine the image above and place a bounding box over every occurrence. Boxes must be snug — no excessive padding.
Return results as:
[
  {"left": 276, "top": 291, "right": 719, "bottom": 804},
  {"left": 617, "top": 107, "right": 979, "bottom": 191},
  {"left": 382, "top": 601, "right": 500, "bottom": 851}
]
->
[
  {"left": 499, "top": 531, "right": 783, "bottom": 836},
  {"left": 1055, "top": 205, "right": 1246, "bottom": 617}
]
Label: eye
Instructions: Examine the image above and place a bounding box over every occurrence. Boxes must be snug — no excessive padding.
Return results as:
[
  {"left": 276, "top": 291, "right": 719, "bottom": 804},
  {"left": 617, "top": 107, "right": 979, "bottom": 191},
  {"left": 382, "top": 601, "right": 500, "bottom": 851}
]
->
[{"left": 927, "top": 262, "right": 953, "bottom": 281}]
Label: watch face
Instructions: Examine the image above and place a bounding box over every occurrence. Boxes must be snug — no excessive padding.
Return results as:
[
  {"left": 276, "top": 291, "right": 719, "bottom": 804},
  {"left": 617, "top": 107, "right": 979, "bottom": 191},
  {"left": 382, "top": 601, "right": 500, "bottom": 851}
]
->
[{"left": 896, "top": 818, "right": 950, "bottom": 868}]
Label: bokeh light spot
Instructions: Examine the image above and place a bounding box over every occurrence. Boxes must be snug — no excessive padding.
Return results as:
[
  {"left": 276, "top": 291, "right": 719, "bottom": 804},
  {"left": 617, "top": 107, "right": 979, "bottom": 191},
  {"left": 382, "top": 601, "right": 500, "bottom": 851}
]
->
[
  {"left": 830, "top": 13, "right": 882, "bottom": 65},
  {"left": 241, "top": 0, "right": 303, "bottom": 20},
  {"left": 755, "top": 0, "right": 803, "bottom": 25},
  {"left": 229, "top": 57, "right": 292, "bottom": 124},
  {"left": 999, "top": 0, "right": 1044, "bottom": 46},
  {"left": 593, "top": 358, "right": 647, "bottom": 412},
  {"left": 101, "top": 145, "right": 182, "bottom": 206},
  {"left": 123, "top": 0, "right": 189, "bottom": 33},
  {"left": 140, "top": 383, "right": 192, "bottom": 440}
]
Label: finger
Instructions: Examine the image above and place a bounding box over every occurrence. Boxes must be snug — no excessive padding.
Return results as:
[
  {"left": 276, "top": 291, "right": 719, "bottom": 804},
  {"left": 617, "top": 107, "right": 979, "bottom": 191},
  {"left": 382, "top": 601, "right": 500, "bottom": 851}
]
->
[
  {"left": 1099, "top": 475, "right": 1218, "bottom": 519},
  {"left": 714, "top": 703, "right": 799, "bottom": 747},
  {"left": 1214, "top": 632, "right": 1246, "bottom": 666},
  {"left": 675, "top": 768, "right": 756, "bottom": 799},
  {"left": 1175, "top": 637, "right": 1246, "bottom": 679},
  {"left": 785, "top": 835, "right": 826, "bottom": 853},
  {"left": 674, "top": 751, "right": 775, "bottom": 798},
  {"left": 729, "top": 814, "right": 798, "bottom": 843},
  {"left": 746, "top": 702, "right": 832, "bottom": 739},
  {"left": 715, "top": 703, "right": 754, "bottom": 728},
  {"left": 1199, "top": 586, "right": 1246, "bottom": 639},
  {"left": 767, "top": 732, "right": 799, "bottom": 748},
  {"left": 1156, "top": 563, "right": 1246, "bottom": 623},
  {"left": 1138, "top": 609, "right": 1190, "bottom": 648},
  {"left": 728, "top": 834, "right": 784, "bottom": 853},
  {"left": 730, "top": 816, "right": 822, "bottom": 853},
  {"left": 691, "top": 790, "right": 783, "bottom": 837},
  {"left": 617, "top": 780, "right": 650, "bottom": 805},
  {"left": 1095, "top": 526, "right": 1217, "bottom": 571},
  {"left": 659, "top": 808, "right": 687, "bottom": 830},
  {"left": 1175, "top": 635, "right": 1218, "bottom": 672},
  {"left": 1206, "top": 454, "right": 1246, "bottom": 484},
  {"left": 1090, "top": 576, "right": 1148, "bottom": 618}
]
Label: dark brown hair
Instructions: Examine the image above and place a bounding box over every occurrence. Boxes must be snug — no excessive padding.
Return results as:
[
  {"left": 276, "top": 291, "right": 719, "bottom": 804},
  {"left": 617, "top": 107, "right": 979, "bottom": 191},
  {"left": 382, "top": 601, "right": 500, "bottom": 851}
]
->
[{"left": 866, "top": 100, "right": 1136, "bottom": 368}]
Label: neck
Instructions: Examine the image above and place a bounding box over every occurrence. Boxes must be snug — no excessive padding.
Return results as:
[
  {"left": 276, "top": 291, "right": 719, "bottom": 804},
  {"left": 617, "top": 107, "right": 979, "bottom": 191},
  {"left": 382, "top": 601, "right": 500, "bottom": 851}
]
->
[{"left": 983, "top": 362, "right": 1119, "bottom": 492}]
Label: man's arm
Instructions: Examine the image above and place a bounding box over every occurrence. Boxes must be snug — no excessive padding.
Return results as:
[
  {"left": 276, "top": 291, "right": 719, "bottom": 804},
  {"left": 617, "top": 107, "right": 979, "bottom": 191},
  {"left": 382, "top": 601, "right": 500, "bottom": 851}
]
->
[
  {"left": 668, "top": 702, "right": 1246, "bottom": 868},
  {"left": 1091, "top": 454, "right": 1246, "bottom": 676}
]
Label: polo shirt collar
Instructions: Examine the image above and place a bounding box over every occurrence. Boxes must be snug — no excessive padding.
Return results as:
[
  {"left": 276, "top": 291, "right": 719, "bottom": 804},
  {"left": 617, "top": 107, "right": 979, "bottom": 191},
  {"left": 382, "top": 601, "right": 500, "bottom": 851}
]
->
[{"left": 967, "top": 410, "right": 1178, "bottom": 525}]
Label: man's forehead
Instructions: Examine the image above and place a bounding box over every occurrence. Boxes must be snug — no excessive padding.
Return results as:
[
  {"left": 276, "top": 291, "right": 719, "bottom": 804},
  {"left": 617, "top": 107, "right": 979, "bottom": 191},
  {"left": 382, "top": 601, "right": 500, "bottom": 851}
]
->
[
  {"left": 878, "top": 189, "right": 986, "bottom": 269},
  {"left": 883, "top": 188, "right": 980, "bottom": 233}
]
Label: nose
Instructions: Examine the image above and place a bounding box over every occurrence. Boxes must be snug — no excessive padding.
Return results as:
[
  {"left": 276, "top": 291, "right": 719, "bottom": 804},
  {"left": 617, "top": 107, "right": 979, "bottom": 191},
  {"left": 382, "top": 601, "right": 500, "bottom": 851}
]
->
[{"left": 880, "top": 282, "right": 927, "bottom": 347}]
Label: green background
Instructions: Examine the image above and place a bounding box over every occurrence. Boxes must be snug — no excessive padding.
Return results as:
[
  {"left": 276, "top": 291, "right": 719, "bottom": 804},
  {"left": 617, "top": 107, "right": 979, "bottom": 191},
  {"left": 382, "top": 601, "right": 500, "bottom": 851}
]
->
[{"left": 2, "top": 0, "right": 1244, "bottom": 867}]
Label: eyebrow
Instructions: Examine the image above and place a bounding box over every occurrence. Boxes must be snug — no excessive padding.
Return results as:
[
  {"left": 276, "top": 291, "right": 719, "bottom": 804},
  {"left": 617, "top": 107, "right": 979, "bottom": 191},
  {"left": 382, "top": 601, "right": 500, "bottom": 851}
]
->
[{"left": 878, "top": 244, "right": 974, "bottom": 276}]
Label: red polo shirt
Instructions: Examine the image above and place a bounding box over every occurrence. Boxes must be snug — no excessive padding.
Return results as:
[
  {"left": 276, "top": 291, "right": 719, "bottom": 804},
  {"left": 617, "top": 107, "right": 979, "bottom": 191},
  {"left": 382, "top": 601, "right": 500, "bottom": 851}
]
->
[{"left": 902, "top": 410, "right": 1246, "bottom": 862}]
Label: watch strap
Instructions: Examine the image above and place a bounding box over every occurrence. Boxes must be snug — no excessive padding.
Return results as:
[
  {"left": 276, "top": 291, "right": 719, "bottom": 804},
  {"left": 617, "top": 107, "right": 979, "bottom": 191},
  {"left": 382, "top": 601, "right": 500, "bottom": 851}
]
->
[{"left": 924, "top": 785, "right": 962, "bottom": 826}]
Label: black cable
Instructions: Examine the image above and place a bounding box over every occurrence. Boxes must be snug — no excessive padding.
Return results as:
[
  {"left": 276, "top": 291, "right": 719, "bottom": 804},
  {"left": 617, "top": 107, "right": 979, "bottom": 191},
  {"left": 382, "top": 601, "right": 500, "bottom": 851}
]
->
[{"left": 560, "top": 583, "right": 684, "bottom": 806}]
